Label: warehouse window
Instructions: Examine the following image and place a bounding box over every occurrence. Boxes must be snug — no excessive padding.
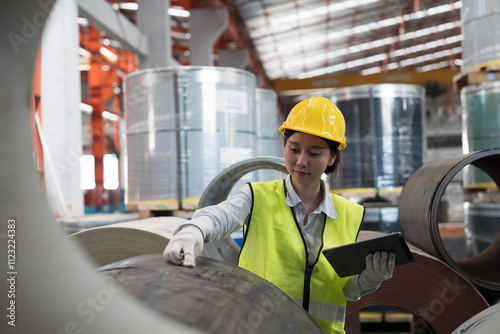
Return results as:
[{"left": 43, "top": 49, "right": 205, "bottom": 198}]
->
[
  {"left": 103, "top": 154, "right": 119, "bottom": 190},
  {"left": 80, "top": 154, "right": 119, "bottom": 190},
  {"left": 80, "top": 155, "right": 95, "bottom": 190}
]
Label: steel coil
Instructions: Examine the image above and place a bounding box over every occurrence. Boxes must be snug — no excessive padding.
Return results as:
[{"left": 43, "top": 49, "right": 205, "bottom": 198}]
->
[
  {"left": 97, "top": 254, "right": 324, "bottom": 334},
  {"left": 327, "top": 84, "right": 425, "bottom": 191},
  {"left": 452, "top": 303, "right": 500, "bottom": 333},
  {"left": 124, "top": 66, "right": 257, "bottom": 209},
  {"left": 198, "top": 156, "right": 287, "bottom": 264},
  {"left": 461, "top": 82, "right": 500, "bottom": 189},
  {"left": 398, "top": 149, "right": 500, "bottom": 291},
  {"left": 69, "top": 217, "right": 187, "bottom": 267}
]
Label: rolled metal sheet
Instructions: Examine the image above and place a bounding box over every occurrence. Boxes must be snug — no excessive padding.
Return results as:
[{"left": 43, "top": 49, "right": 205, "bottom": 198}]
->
[
  {"left": 461, "top": 82, "right": 500, "bottom": 189},
  {"left": 452, "top": 303, "right": 500, "bottom": 334},
  {"left": 124, "top": 66, "right": 257, "bottom": 209},
  {"left": 57, "top": 212, "right": 139, "bottom": 234},
  {"left": 461, "top": 0, "right": 500, "bottom": 69},
  {"left": 97, "top": 254, "right": 324, "bottom": 334},
  {"left": 69, "top": 217, "right": 187, "bottom": 267},
  {"left": 346, "top": 231, "right": 489, "bottom": 334},
  {"left": 327, "top": 84, "right": 425, "bottom": 191},
  {"left": 398, "top": 148, "right": 500, "bottom": 291},
  {"left": 198, "top": 156, "right": 288, "bottom": 264}
]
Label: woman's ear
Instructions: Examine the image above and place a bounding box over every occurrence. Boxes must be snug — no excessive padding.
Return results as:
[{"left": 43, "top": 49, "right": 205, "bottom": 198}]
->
[{"left": 328, "top": 154, "right": 336, "bottom": 167}]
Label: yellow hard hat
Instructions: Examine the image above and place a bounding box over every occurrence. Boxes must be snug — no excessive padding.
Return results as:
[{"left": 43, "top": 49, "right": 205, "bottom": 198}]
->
[{"left": 279, "top": 96, "right": 347, "bottom": 150}]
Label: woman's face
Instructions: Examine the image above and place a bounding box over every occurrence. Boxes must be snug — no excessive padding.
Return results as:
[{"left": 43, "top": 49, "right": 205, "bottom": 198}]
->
[{"left": 284, "top": 132, "right": 335, "bottom": 187}]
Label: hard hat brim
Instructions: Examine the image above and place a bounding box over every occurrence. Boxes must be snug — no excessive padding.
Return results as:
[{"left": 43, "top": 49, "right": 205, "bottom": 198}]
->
[{"left": 279, "top": 124, "right": 346, "bottom": 150}]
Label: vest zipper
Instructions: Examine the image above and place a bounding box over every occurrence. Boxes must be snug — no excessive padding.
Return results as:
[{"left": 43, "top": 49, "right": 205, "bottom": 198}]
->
[
  {"left": 284, "top": 180, "right": 321, "bottom": 312},
  {"left": 303, "top": 264, "right": 314, "bottom": 311},
  {"left": 302, "top": 215, "right": 326, "bottom": 312},
  {"left": 288, "top": 204, "right": 313, "bottom": 311}
]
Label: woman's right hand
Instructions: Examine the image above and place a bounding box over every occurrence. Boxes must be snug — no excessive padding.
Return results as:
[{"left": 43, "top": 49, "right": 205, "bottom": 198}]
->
[
  {"left": 359, "top": 251, "right": 396, "bottom": 287},
  {"left": 163, "top": 225, "right": 204, "bottom": 267}
]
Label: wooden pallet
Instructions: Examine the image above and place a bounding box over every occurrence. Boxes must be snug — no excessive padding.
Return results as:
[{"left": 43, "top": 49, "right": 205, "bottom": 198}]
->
[
  {"left": 453, "top": 61, "right": 500, "bottom": 92},
  {"left": 438, "top": 223, "right": 466, "bottom": 238},
  {"left": 125, "top": 202, "right": 195, "bottom": 219}
]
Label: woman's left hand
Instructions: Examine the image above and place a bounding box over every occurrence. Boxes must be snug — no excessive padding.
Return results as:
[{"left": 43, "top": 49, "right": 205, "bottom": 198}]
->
[{"left": 359, "top": 251, "right": 396, "bottom": 287}]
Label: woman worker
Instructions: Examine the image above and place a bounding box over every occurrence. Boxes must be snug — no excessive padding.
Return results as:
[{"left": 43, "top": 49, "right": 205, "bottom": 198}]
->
[{"left": 163, "top": 96, "right": 396, "bottom": 333}]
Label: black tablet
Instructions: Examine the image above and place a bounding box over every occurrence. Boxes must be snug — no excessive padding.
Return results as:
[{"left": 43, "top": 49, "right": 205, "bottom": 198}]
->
[{"left": 321, "top": 232, "right": 414, "bottom": 278}]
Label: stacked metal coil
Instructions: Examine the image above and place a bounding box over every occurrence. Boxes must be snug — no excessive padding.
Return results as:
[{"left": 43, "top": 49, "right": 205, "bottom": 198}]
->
[
  {"left": 327, "top": 84, "right": 425, "bottom": 191},
  {"left": 461, "top": 0, "right": 500, "bottom": 70},
  {"left": 124, "top": 66, "right": 257, "bottom": 209},
  {"left": 461, "top": 82, "right": 500, "bottom": 189}
]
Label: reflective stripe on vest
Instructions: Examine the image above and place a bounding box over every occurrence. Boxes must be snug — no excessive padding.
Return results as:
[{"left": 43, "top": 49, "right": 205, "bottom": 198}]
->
[
  {"left": 292, "top": 298, "right": 346, "bottom": 323},
  {"left": 239, "top": 180, "right": 364, "bottom": 334}
]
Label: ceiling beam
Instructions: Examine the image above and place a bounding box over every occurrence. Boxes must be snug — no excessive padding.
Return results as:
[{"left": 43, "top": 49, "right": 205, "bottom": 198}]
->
[
  {"left": 271, "top": 68, "right": 460, "bottom": 94},
  {"left": 77, "top": 0, "right": 149, "bottom": 57}
]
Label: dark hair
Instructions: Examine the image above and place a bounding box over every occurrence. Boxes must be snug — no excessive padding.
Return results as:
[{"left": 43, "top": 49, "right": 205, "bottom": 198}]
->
[{"left": 283, "top": 129, "right": 341, "bottom": 179}]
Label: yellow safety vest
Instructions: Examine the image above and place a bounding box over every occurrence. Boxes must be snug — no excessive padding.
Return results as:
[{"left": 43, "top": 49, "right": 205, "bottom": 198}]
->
[{"left": 239, "top": 180, "right": 364, "bottom": 334}]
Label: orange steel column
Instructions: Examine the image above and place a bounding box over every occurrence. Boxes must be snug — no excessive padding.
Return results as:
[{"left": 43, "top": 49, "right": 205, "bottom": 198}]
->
[{"left": 87, "top": 26, "right": 106, "bottom": 210}]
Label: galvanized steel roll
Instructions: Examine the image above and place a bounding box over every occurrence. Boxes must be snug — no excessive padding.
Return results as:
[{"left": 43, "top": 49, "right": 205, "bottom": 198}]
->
[
  {"left": 124, "top": 66, "right": 257, "bottom": 209},
  {"left": 327, "top": 84, "right": 425, "bottom": 191},
  {"left": 461, "top": 0, "right": 500, "bottom": 70},
  {"left": 398, "top": 149, "right": 500, "bottom": 291},
  {"left": 97, "top": 254, "right": 324, "bottom": 334},
  {"left": 124, "top": 68, "right": 178, "bottom": 205},
  {"left": 461, "top": 82, "right": 500, "bottom": 189}
]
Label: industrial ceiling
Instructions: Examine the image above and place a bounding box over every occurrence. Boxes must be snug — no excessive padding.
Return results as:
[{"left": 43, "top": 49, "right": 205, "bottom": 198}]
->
[{"left": 230, "top": 0, "right": 462, "bottom": 80}]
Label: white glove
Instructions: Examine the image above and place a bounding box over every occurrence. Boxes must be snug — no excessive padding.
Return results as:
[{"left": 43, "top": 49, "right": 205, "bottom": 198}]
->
[
  {"left": 359, "top": 251, "right": 396, "bottom": 288},
  {"left": 163, "top": 225, "right": 204, "bottom": 267}
]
